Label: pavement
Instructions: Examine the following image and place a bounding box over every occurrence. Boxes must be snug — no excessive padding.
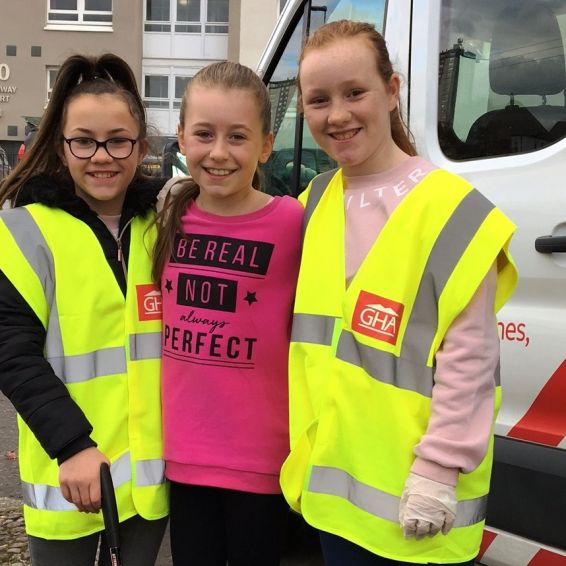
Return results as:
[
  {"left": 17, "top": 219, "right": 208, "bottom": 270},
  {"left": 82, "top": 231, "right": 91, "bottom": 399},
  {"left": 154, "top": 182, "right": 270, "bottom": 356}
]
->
[
  {"left": 0, "top": 394, "right": 322, "bottom": 566},
  {"left": 0, "top": 394, "right": 29, "bottom": 565}
]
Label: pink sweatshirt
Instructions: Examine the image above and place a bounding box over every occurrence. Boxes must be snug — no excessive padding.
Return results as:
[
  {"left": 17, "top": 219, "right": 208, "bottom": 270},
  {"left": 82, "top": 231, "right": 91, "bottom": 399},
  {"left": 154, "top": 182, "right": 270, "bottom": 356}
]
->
[
  {"left": 344, "top": 157, "right": 499, "bottom": 487},
  {"left": 161, "top": 195, "right": 303, "bottom": 494}
]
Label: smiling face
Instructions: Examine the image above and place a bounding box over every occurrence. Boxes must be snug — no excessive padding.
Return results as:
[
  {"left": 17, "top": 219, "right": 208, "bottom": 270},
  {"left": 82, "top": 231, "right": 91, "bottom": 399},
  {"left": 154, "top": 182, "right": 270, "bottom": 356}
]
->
[
  {"left": 60, "top": 93, "right": 144, "bottom": 215},
  {"left": 177, "top": 85, "right": 273, "bottom": 214},
  {"left": 300, "top": 36, "right": 404, "bottom": 176}
]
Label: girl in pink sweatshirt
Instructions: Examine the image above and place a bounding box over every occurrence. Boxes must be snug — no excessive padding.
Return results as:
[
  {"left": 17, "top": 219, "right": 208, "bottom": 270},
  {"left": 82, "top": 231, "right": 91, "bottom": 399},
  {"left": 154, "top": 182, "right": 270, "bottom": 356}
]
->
[{"left": 152, "top": 61, "right": 303, "bottom": 565}]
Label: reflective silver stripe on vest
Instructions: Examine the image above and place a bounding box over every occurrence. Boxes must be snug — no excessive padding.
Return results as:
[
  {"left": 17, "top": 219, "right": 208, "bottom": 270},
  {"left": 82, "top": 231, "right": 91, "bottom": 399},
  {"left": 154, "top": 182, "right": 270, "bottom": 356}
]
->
[
  {"left": 129, "top": 332, "right": 162, "bottom": 361},
  {"left": 1, "top": 208, "right": 55, "bottom": 304},
  {"left": 3, "top": 208, "right": 160, "bottom": 378},
  {"left": 47, "top": 346, "right": 127, "bottom": 383},
  {"left": 291, "top": 313, "right": 337, "bottom": 346},
  {"left": 1, "top": 208, "right": 68, "bottom": 377},
  {"left": 22, "top": 452, "right": 132, "bottom": 511},
  {"left": 308, "top": 465, "right": 486, "bottom": 527},
  {"left": 336, "top": 189, "right": 496, "bottom": 396},
  {"left": 337, "top": 331, "right": 434, "bottom": 395},
  {"left": 136, "top": 459, "right": 165, "bottom": 487},
  {"left": 302, "top": 169, "right": 338, "bottom": 234},
  {"left": 1, "top": 207, "right": 127, "bottom": 384},
  {"left": 400, "top": 189, "right": 495, "bottom": 364},
  {"left": 22, "top": 481, "right": 76, "bottom": 512}
]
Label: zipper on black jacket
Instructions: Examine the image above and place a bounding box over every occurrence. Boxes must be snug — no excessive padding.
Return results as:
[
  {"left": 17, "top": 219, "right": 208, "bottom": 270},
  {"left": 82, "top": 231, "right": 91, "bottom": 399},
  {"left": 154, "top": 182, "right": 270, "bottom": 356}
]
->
[{"left": 116, "top": 217, "right": 134, "bottom": 282}]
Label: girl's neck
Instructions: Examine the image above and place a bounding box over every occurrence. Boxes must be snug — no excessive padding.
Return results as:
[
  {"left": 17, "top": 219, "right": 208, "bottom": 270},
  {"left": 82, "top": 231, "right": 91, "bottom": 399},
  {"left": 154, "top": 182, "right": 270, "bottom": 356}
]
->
[
  {"left": 98, "top": 213, "right": 121, "bottom": 238},
  {"left": 345, "top": 139, "right": 412, "bottom": 177},
  {"left": 75, "top": 190, "right": 126, "bottom": 216},
  {"left": 195, "top": 188, "right": 272, "bottom": 216}
]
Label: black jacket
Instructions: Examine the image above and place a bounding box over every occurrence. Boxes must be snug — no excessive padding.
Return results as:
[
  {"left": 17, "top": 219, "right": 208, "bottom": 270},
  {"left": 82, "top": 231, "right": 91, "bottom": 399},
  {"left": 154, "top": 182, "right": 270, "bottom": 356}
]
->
[{"left": 0, "top": 174, "right": 165, "bottom": 464}]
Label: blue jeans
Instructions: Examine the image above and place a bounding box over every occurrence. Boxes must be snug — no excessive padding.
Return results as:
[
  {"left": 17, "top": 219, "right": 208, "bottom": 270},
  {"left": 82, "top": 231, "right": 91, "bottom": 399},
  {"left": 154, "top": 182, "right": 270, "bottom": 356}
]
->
[{"left": 319, "top": 531, "right": 476, "bottom": 566}]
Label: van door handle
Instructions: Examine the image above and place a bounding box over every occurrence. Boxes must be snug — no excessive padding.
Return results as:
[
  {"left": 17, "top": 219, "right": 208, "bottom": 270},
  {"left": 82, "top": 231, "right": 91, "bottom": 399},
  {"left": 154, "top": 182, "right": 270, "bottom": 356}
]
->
[{"left": 535, "top": 235, "right": 566, "bottom": 253}]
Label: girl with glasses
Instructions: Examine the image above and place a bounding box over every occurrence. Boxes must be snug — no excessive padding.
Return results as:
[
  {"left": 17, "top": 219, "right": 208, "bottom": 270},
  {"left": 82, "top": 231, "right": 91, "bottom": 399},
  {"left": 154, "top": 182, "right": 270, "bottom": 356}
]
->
[{"left": 0, "top": 53, "right": 168, "bottom": 565}]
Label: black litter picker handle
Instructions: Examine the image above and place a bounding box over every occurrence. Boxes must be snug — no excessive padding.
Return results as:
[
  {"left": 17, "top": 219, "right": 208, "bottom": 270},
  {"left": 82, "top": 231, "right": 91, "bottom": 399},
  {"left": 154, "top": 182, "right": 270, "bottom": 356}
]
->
[{"left": 100, "top": 462, "right": 123, "bottom": 566}]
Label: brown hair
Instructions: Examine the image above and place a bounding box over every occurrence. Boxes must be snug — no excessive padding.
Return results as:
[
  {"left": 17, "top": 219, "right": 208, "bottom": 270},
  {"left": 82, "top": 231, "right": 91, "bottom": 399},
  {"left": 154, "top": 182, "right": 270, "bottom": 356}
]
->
[
  {"left": 298, "top": 19, "right": 416, "bottom": 156},
  {"left": 0, "top": 53, "right": 148, "bottom": 207},
  {"left": 152, "top": 61, "right": 272, "bottom": 283}
]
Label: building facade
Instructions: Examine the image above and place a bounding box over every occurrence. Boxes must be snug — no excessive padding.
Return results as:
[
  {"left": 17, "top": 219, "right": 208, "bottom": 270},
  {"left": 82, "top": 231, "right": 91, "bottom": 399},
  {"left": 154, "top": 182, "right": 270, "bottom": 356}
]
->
[
  {"left": 0, "top": 0, "right": 143, "bottom": 164},
  {"left": 143, "top": 0, "right": 281, "bottom": 140},
  {"left": 0, "top": 1, "right": 283, "bottom": 165}
]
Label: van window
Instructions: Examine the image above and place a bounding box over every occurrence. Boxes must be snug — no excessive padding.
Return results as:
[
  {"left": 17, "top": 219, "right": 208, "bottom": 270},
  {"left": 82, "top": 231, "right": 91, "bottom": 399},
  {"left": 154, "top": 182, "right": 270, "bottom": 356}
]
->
[
  {"left": 262, "top": 0, "right": 386, "bottom": 196},
  {"left": 438, "top": 0, "right": 566, "bottom": 160}
]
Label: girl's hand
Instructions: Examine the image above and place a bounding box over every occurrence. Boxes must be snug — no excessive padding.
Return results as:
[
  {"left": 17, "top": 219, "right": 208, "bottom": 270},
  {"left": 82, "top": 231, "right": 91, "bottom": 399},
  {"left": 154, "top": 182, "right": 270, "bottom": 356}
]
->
[
  {"left": 59, "top": 447, "right": 110, "bottom": 513},
  {"left": 398, "top": 472, "right": 457, "bottom": 539}
]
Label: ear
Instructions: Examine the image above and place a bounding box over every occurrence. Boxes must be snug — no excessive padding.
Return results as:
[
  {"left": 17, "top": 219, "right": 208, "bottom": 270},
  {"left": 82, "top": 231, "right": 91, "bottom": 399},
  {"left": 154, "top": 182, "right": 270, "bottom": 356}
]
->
[
  {"left": 177, "top": 123, "right": 186, "bottom": 155},
  {"left": 387, "top": 74, "right": 401, "bottom": 112},
  {"left": 258, "top": 131, "right": 274, "bottom": 165}
]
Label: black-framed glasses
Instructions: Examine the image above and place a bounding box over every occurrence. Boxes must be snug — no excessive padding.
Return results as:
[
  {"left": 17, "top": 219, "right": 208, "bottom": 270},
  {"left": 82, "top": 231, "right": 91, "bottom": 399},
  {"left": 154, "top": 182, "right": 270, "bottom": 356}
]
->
[{"left": 64, "top": 137, "right": 138, "bottom": 159}]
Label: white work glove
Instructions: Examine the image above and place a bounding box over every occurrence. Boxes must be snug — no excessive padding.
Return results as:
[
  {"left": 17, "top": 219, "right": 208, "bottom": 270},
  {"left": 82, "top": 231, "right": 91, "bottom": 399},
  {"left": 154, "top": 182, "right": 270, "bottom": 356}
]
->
[{"left": 399, "top": 472, "right": 457, "bottom": 540}]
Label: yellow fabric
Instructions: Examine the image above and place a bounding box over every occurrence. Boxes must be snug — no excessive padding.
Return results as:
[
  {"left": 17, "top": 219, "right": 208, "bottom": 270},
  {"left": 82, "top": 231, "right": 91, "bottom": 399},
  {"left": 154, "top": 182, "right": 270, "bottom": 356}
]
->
[
  {"left": 283, "top": 169, "right": 518, "bottom": 563},
  {"left": 0, "top": 220, "right": 48, "bottom": 325},
  {"left": 0, "top": 204, "right": 168, "bottom": 539}
]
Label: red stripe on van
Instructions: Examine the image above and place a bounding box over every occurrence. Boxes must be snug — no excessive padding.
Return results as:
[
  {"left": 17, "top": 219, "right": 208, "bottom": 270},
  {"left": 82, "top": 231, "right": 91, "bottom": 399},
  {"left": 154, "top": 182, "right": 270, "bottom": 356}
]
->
[
  {"left": 477, "top": 529, "right": 497, "bottom": 561},
  {"left": 508, "top": 358, "right": 566, "bottom": 446},
  {"left": 528, "top": 548, "right": 566, "bottom": 565}
]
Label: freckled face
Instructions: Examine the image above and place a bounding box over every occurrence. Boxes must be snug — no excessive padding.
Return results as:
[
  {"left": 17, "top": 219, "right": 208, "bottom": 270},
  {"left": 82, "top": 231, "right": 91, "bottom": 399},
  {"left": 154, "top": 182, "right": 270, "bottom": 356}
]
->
[
  {"left": 61, "top": 93, "right": 144, "bottom": 215},
  {"left": 300, "top": 37, "right": 400, "bottom": 176}
]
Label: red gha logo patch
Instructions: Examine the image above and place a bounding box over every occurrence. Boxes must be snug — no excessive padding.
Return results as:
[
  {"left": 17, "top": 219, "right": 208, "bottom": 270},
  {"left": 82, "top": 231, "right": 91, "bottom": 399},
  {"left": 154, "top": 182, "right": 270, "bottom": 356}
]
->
[
  {"left": 136, "top": 284, "right": 162, "bottom": 321},
  {"left": 352, "top": 291, "right": 404, "bottom": 345}
]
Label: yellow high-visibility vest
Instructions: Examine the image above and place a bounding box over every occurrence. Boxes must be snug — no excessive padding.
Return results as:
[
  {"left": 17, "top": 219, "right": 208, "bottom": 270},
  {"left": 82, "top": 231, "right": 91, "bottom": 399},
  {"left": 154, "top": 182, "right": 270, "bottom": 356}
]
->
[
  {"left": 281, "top": 168, "right": 517, "bottom": 563},
  {"left": 0, "top": 204, "right": 168, "bottom": 539}
]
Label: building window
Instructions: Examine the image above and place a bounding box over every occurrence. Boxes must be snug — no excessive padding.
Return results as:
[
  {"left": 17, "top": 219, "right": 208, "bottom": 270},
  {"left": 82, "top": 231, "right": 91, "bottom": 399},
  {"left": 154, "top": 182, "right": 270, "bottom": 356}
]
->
[
  {"left": 47, "top": 0, "right": 112, "bottom": 25},
  {"left": 144, "top": 75, "right": 169, "bottom": 108},
  {"left": 31, "top": 46, "right": 42, "bottom": 57},
  {"left": 145, "top": 0, "right": 228, "bottom": 34},
  {"left": 175, "top": 0, "right": 201, "bottom": 33},
  {"left": 174, "top": 76, "right": 191, "bottom": 108},
  {"left": 47, "top": 67, "right": 59, "bottom": 101},
  {"left": 6, "top": 45, "right": 16, "bottom": 56},
  {"left": 7, "top": 126, "right": 18, "bottom": 136},
  {"left": 205, "top": 0, "right": 228, "bottom": 33},
  {"left": 145, "top": 0, "right": 171, "bottom": 32}
]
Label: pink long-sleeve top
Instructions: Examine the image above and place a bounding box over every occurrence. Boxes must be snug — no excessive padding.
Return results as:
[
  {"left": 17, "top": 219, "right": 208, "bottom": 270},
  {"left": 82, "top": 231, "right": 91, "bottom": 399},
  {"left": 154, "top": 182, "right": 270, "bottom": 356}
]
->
[
  {"left": 344, "top": 156, "right": 499, "bottom": 487},
  {"left": 161, "top": 195, "right": 303, "bottom": 494}
]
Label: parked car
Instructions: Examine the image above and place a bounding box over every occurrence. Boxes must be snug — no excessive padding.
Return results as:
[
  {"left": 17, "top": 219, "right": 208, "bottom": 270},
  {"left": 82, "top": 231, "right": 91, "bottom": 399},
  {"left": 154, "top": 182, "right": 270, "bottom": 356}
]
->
[{"left": 141, "top": 154, "right": 162, "bottom": 177}]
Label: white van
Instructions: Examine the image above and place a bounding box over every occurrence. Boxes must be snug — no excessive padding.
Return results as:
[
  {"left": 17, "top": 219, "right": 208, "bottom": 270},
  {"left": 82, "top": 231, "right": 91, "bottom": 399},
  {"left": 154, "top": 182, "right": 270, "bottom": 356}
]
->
[{"left": 258, "top": 1, "right": 566, "bottom": 564}]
